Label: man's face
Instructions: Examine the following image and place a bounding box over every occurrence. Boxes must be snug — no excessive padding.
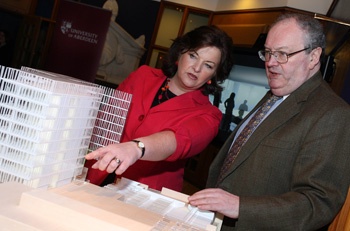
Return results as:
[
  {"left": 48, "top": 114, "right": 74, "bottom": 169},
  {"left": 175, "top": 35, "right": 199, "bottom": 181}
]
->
[{"left": 264, "top": 18, "right": 319, "bottom": 96}]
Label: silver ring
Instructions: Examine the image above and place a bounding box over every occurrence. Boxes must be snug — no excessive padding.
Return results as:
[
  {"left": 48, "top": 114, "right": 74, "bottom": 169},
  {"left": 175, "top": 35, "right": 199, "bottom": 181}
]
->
[{"left": 114, "top": 157, "right": 121, "bottom": 165}]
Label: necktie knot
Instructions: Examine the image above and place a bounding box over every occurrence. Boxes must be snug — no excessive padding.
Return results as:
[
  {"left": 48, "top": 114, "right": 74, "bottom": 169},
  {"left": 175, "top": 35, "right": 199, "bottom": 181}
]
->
[
  {"left": 259, "top": 95, "right": 282, "bottom": 114},
  {"left": 269, "top": 95, "right": 282, "bottom": 104}
]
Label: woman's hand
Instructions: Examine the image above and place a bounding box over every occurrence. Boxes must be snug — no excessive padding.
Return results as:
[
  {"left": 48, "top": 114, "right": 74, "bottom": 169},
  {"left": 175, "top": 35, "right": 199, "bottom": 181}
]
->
[
  {"left": 188, "top": 188, "right": 240, "bottom": 219},
  {"left": 85, "top": 142, "right": 141, "bottom": 175},
  {"left": 85, "top": 131, "right": 176, "bottom": 175}
]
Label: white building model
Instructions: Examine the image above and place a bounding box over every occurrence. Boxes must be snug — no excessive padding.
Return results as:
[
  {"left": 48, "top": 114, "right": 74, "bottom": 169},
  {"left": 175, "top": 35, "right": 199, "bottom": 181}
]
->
[{"left": 0, "top": 65, "right": 132, "bottom": 188}]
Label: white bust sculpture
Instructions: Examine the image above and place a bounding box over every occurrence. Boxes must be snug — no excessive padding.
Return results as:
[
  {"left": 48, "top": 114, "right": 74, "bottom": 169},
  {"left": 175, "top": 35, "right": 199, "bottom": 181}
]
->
[
  {"left": 103, "top": 0, "right": 119, "bottom": 22},
  {"left": 100, "top": 0, "right": 124, "bottom": 66},
  {"left": 98, "top": 0, "right": 146, "bottom": 85}
]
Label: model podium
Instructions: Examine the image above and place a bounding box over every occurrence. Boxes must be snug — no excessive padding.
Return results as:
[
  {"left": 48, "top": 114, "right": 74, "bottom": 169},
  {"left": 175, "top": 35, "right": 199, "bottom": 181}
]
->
[{"left": 0, "top": 178, "right": 223, "bottom": 230}]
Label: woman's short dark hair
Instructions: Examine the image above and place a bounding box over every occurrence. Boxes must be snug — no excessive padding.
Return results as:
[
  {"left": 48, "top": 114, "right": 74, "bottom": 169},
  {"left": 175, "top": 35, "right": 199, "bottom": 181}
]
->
[{"left": 162, "top": 25, "right": 234, "bottom": 95}]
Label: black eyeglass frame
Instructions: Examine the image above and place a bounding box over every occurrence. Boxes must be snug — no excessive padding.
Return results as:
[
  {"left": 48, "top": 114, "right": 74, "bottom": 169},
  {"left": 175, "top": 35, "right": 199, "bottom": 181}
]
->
[{"left": 258, "top": 47, "right": 310, "bottom": 64}]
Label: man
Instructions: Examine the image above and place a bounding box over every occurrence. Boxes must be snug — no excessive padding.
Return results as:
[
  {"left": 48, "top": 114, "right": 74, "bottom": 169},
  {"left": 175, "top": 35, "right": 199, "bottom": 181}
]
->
[{"left": 189, "top": 13, "right": 350, "bottom": 230}]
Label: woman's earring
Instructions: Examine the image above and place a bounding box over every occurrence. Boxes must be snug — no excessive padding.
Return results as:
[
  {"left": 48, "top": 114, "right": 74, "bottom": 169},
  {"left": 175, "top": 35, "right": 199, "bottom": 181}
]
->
[
  {"left": 175, "top": 61, "right": 178, "bottom": 66},
  {"left": 207, "top": 80, "right": 212, "bottom": 85}
]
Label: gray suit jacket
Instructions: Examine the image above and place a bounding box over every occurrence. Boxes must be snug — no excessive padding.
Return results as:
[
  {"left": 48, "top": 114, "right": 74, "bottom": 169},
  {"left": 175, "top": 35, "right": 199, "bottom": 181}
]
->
[{"left": 207, "top": 72, "right": 350, "bottom": 231}]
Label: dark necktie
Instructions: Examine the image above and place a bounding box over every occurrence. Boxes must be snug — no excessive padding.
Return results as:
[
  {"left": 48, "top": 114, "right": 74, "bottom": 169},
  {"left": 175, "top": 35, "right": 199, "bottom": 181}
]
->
[{"left": 217, "top": 94, "right": 282, "bottom": 183}]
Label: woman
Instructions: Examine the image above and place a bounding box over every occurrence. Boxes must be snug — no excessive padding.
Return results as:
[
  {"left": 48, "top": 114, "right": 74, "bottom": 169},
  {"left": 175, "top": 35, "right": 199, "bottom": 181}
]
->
[{"left": 85, "top": 25, "right": 234, "bottom": 191}]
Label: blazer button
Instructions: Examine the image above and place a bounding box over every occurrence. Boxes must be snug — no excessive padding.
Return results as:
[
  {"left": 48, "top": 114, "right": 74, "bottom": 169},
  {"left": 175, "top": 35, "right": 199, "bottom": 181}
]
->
[{"left": 138, "top": 115, "right": 144, "bottom": 121}]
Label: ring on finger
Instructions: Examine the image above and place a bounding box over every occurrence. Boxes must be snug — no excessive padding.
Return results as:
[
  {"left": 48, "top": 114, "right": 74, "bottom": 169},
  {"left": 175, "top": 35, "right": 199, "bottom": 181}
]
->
[{"left": 113, "top": 157, "right": 121, "bottom": 165}]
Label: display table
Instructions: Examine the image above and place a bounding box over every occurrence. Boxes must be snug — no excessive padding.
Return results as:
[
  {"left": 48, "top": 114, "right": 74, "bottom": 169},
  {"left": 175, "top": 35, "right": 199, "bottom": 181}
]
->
[{"left": 0, "top": 179, "right": 222, "bottom": 230}]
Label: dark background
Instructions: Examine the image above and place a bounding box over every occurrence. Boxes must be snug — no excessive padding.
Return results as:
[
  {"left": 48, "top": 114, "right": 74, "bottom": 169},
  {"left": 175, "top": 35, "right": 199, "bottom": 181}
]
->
[{"left": 0, "top": 0, "right": 160, "bottom": 66}]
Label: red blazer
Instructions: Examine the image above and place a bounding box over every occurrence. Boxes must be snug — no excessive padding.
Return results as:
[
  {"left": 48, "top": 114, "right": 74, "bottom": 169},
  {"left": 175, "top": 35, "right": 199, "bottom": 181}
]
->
[{"left": 86, "top": 65, "right": 222, "bottom": 191}]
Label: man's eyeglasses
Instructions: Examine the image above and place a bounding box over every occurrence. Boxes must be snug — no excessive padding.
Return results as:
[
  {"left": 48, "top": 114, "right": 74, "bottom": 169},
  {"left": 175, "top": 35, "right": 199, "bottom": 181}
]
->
[{"left": 258, "top": 47, "right": 310, "bottom": 64}]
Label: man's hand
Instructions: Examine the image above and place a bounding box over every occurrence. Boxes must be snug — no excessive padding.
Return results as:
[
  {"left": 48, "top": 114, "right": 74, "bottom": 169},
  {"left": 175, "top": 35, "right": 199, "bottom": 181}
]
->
[{"left": 188, "top": 188, "right": 239, "bottom": 219}]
